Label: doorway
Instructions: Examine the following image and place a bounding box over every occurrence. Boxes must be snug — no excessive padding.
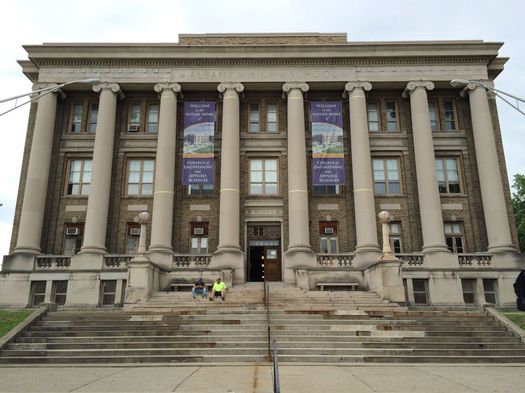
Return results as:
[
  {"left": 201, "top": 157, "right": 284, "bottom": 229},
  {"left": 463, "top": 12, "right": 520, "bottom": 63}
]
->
[{"left": 247, "top": 224, "right": 282, "bottom": 282}]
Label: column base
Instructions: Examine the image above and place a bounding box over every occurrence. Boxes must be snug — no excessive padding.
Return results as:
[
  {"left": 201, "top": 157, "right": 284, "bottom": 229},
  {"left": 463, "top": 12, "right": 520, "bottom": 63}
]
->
[
  {"left": 79, "top": 245, "right": 106, "bottom": 255},
  {"left": 490, "top": 250, "right": 523, "bottom": 269},
  {"left": 70, "top": 253, "right": 104, "bottom": 270},
  {"left": 487, "top": 244, "right": 518, "bottom": 254},
  {"left": 423, "top": 250, "right": 458, "bottom": 269},
  {"left": 353, "top": 248, "right": 382, "bottom": 269},
  {"left": 12, "top": 246, "right": 40, "bottom": 255},
  {"left": 211, "top": 248, "right": 244, "bottom": 284},
  {"left": 146, "top": 249, "right": 173, "bottom": 271},
  {"left": 284, "top": 246, "right": 316, "bottom": 284},
  {"left": 421, "top": 243, "right": 450, "bottom": 254}
]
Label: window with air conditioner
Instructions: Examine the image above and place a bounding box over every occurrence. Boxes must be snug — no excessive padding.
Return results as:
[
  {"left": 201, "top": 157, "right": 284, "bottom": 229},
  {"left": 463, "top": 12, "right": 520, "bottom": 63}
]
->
[{"left": 63, "top": 224, "right": 83, "bottom": 256}]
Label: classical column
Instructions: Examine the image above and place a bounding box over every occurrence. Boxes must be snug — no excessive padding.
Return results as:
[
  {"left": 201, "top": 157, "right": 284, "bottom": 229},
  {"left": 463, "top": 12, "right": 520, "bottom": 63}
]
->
[
  {"left": 14, "top": 85, "right": 59, "bottom": 254},
  {"left": 282, "top": 83, "right": 311, "bottom": 251},
  {"left": 344, "top": 82, "right": 380, "bottom": 258},
  {"left": 81, "top": 83, "right": 121, "bottom": 254},
  {"left": 216, "top": 83, "right": 244, "bottom": 252},
  {"left": 149, "top": 83, "right": 181, "bottom": 253},
  {"left": 462, "top": 82, "right": 515, "bottom": 253},
  {"left": 403, "top": 81, "right": 449, "bottom": 254}
]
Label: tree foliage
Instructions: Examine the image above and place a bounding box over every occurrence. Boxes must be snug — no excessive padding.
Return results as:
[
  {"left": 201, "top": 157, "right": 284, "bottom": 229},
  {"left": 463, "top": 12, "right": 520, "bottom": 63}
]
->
[{"left": 512, "top": 174, "right": 525, "bottom": 252}]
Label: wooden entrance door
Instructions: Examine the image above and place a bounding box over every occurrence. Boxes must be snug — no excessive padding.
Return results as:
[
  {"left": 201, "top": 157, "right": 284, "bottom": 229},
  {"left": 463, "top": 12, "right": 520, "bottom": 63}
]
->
[
  {"left": 247, "top": 224, "right": 282, "bottom": 282},
  {"left": 263, "top": 246, "right": 281, "bottom": 281}
]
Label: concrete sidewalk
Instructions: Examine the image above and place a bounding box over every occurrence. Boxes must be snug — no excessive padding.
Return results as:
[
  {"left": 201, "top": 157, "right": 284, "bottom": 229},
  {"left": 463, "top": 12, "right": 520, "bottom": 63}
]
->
[{"left": 0, "top": 364, "right": 524, "bottom": 392}]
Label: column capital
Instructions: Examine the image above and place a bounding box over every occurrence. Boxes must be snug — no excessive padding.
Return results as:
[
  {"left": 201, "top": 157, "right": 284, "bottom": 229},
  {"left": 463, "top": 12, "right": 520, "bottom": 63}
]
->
[
  {"left": 32, "top": 83, "right": 66, "bottom": 100},
  {"left": 154, "top": 83, "right": 182, "bottom": 95},
  {"left": 282, "top": 82, "right": 309, "bottom": 95},
  {"left": 402, "top": 80, "right": 434, "bottom": 98},
  {"left": 217, "top": 82, "right": 244, "bottom": 94},
  {"left": 93, "top": 82, "right": 124, "bottom": 99},
  {"left": 344, "top": 81, "right": 372, "bottom": 93},
  {"left": 458, "top": 80, "right": 494, "bottom": 98}
]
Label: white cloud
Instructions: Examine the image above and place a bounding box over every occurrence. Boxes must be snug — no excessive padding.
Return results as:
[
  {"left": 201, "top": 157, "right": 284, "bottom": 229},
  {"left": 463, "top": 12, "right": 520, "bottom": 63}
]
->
[{"left": 1, "top": 0, "right": 524, "bottom": 257}]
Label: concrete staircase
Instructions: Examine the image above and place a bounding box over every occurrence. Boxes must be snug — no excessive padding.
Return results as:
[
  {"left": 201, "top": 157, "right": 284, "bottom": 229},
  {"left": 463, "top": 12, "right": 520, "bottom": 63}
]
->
[{"left": 1, "top": 283, "right": 524, "bottom": 364}]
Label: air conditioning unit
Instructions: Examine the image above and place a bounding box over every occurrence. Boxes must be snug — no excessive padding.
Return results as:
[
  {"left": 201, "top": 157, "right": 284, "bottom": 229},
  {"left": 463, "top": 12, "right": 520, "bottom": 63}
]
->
[
  {"left": 324, "top": 227, "right": 334, "bottom": 235},
  {"left": 66, "top": 227, "right": 80, "bottom": 236},
  {"left": 129, "top": 227, "right": 141, "bottom": 236},
  {"left": 127, "top": 124, "right": 140, "bottom": 132},
  {"left": 193, "top": 227, "right": 204, "bottom": 235}
]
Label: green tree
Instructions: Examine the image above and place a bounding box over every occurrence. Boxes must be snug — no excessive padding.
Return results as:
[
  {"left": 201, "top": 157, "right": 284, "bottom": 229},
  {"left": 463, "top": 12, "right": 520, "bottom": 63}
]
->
[{"left": 512, "top": 174, "right": 525, "bottom": 252}]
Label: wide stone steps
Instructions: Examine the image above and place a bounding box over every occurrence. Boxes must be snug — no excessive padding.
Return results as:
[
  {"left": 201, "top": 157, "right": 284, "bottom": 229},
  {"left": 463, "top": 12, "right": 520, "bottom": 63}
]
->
[{"left": 2, "top": 285, "right": 524, "bottom": 364}]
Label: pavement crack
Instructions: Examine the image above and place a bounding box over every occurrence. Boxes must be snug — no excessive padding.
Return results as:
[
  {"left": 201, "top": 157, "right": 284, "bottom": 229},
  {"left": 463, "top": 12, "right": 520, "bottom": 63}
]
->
[
  {"left": 171, "top": 366, "right": 200, "bottom": 392},
  {"left": 339, "top": 366, "right": 377, "bottom": 392},
  {"left": 417, "top": 367, "right": 477, "bottom": 392},
  {"left": 252, "top": 365, "right": 259, "bottom": 393},
  {"left": 69, "top": 367, "right": 129, "bottom": 392}
]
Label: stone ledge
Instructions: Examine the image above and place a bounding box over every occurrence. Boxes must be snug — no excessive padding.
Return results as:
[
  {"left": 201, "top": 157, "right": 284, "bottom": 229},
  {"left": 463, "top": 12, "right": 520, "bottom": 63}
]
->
[
  {"left": 485, "top": 307, "right": 525, "bottom": 343},
  {"left": 0, "top": 306, "right": 48, "bottom": 350}
]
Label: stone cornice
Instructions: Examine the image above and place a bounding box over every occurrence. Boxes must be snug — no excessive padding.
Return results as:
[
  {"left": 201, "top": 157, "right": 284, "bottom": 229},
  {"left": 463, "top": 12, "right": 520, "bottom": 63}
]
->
[{"left": 28, "top": 56, "right": 495, "bottom": 69}]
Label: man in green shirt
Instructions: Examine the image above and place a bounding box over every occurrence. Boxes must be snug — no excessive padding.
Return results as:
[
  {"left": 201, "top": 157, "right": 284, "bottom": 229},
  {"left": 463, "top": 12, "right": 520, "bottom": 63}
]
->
[{"left": 209, "top": 277, "right": 227, "bottom": 301}]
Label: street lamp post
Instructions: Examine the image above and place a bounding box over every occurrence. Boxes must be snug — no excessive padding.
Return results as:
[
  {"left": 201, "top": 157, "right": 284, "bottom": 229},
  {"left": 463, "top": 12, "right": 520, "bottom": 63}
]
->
[
  {"left": 451, "top": 79, "right": 525, "bottom": 116},
  {"left": 0, "top": 78, "right": 101, "bottom": 117}
]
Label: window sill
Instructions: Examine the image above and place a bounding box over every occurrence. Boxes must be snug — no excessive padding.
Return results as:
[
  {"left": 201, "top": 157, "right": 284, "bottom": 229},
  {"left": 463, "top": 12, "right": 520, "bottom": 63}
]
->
[
  {"left": 369, "top": 132, "right": 408, "bottom": 138},
  {"left": 432, "top": 131, "right": 466, "bottom": 137},
  {"left": 62, "top": 134, "right": 96, "bottom": 140},
  {"left": 374, "top": 194, "right": 406, "bottom": 198},
  {"left": 62, "top": 195, "right": 89, "bottom": 199},
  {"left": 440, "top": 193, "right": 468, "bottom": 198},
  {"left": 242, "top": 132, "right": 285, "bottom": 138}
]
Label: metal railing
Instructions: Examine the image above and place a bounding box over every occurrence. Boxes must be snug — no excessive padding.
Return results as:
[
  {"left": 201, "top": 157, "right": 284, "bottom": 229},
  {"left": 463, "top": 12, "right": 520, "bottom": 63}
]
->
[
  {"left": 264, "top": 280, "right": 281, "bottom": 393},
  {"left": 272, "top": 339, "right": 281, "bottom": 393}
]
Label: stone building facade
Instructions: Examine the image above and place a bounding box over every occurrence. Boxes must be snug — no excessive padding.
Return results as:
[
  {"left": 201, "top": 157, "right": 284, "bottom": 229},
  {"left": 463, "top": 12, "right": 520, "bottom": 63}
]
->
[{"left": 1, "top": 33, "right": 523, "bottom": 308}]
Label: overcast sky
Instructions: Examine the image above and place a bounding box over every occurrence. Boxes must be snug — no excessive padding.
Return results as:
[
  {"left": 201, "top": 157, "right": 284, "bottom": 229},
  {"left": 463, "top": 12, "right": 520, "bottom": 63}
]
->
[{"left": 0, "top": 0, "right": 524, "bottom": 257}]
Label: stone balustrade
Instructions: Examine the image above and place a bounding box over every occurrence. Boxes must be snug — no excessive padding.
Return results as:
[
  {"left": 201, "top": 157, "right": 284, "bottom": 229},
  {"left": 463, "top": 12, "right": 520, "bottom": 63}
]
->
[
  {"left": 396, "top": 253, "right": 425, "bottom": 267},
  {"left": 35, "top": 255, "right": 71, "bottom": 270},
  {"left": 317, "top": 253, "right": 355, "bottom": 267},
  {"left": 458, "top": 253, "right": 493, "bottom": 267},
  {"left": 173, "top": 254, "right": 212, "bottom": 268},
  {"left": 104, "top": 254, "right": 132, "bottom": 269}
]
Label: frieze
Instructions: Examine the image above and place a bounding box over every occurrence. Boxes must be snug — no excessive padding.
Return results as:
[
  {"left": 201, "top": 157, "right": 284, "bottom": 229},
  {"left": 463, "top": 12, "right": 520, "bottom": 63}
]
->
[
  {"left": 38, "top": 63, "right": 488, "bottom": 84},
  {"left": 245, "top": 208, "right": 283, "bottom": 217}
]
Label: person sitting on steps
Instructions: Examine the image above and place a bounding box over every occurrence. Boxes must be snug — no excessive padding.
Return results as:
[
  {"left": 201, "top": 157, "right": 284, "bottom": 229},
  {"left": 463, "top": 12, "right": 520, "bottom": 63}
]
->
[
  {"left": 209, "top": 277, "right": 227, "bottom": 301},
  {"left": 192, "top": 277, "right": 207, "bottom": 299}
]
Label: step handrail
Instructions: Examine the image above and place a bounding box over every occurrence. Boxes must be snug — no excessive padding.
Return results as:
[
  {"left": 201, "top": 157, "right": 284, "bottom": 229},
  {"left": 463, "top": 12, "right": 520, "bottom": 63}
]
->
[
  {"left": 264, "top": 280, "right": 271, "bottom": 357},
  {"left": 272, "top": 339, "right": 281, "bottom": 393}
]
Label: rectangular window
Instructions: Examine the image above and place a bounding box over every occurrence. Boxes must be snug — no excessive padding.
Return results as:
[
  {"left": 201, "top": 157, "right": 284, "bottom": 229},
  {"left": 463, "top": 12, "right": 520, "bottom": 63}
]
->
[
  {"left": 147, "top": 103, "right": 159, "bottom": 133},
  {"left": 444, "top": 101, "right": 457, "bottom": 131},
  {"left": 483, "top": 279, "right": 497, "bottom": 304},
  {"left": 126, "top": 223, "right": 140, "bottom": 255},
  {"left": 52, "top": 281, "right": 68, "bottom": 305},
  {"left": 313, "top": 185, "right": 341, "bottom": 195},
  {"left": 267, "top": 103, "right": 278, "bottom": 132},
  {"left": 249, "top": 103, "right": 260, "bottom": 132},
  {"left": 188, "top": 184, "right": 214, "bottom": 196},
  {"left": 385, "top": 101, "right": 398, "bottom": 132},
  {"left": 127, "top": 159, "right": 155, "bottom": 196},
  {"left": 412, "top": 279, "right": 428, "bottom": 305},
  {"left": 100, "top": 280, "right": 117, "bottom": 306},
  {"left": 191, "top": 222, "right": 208, "bottom": 255},
  {"left": 129, "top": 103, "right": 141, "bottom": 131},
  {"left": 30, "top": 281, "right": 46, "bottom": 306},
  {"left": 461, "top": 279, "right": 476, "bottom": 304},
  {"left": 319, "top": 222, "right": 338, "bottom": 254},
  {"left": 444, "top": 222, "right": 465, "bottom": 253},
  {"left": 436, "top": 158, "right": 461, "bottom": 193},
  {"left": 389, "top": 222, "right": 403, "bottom": 253},
  {"left": 249, "top": 159, "right": 278, "bottom": 195},
  {"left": 429, "top": 101, "right": 439, "bottom": 131},
  {"left": 63, "top": 224, "right": 83, "bottom": 256},
  {"left": 70, "top": 104, "right": 83, "bottom": 133},
  {"left": 367, "top": 102, "right": 379, "bottom": 132},
  {"left": 373, "top": 158, "right": 401, "bottom": 194},
  {"left": 88, "top": 103, "right": 98, "bottom": 133},
  {"left": 67, "top": 159, "right": 92, "bottom": 196}
]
